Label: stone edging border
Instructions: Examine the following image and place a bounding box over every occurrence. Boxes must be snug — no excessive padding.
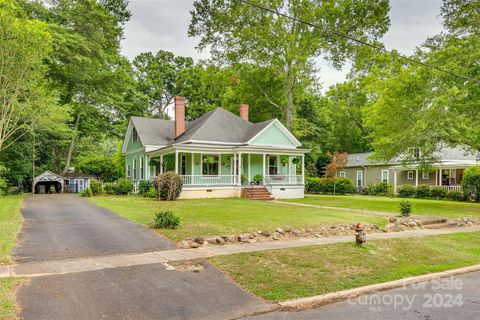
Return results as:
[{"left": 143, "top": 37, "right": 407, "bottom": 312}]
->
[{"left": 278, "top": 264, "right": 480, "bottom": 309}]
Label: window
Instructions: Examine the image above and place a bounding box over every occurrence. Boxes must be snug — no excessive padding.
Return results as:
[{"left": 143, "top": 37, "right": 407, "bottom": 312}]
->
[
  {"left": 339, "top": 171, "right": 346, "bottom": 178},
  {"left": 422, "top": 171, "right": 429, "bottom": 180},
  {"left": 381, "top": 170, "right": 389, "bottom": 183},
  {"left": 356, "top": 171, "right": 363, "bottom": 188},
  {"left": 268, "top": 156, "right": 278, "bottom": 175},
  {"left": 126, "top": 164, "right": 131, "bottom": 178},
  {"left": 132, "top": 128, "right": 138, "bottom": 143},
  {"left": 180, "top": 154, "right": 187, "bottom": 175},
  {"left": 139, "top": 157, "right": 144, "bottom": 180},
  {"left": 133, "top": 158, "right": 137, "bottom": 180},
  {"left": 202, "top": 155, "right": 219, "bottom": 175},
  {"left": 407, "top": 171, "right": 414, "bottom": 180}
]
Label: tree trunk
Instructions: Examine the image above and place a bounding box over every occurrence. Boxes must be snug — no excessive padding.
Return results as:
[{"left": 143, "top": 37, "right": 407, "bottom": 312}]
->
[
  {"left": 284, "top": 76, "right": 294, "bottom": 129},
  {"left": 62, "top": 113, "right": 81, "bottom": 174}
]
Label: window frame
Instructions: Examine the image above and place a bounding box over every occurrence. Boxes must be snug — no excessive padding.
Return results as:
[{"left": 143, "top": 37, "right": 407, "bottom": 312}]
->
[
  {"left": 381, "top": 170, "right": 389, "bottom": 184},
  {"left": 356, "top": 170, "right": 363, "bottom": 188},
  {"left": 407, "top": 170, "right": 414, "bottom": 180},
  {"left": 422, "top": 171, "right": 429, "bottom": 180},
  {"left": 201, "top": 154, "right": 220, "bottom": 176},
  {"left": 126, "top": 164, "right": 131, "bottom": 178},
  {"left": 268, "top": 155, "right": 278, "bottom": 175},
  {"left": 133, "top": 158, "right": 137, "bottom": 180},
  {"left": 132, "top": 128, "right": 138, "bottom": 143},
  {"left": 339, "top": 171, "right": 346, "bottom": 178},
  {"left": 139, "top": 157, "right": 144, "bottom": 180},
  {"left": 180, "top": 154, "right": 187, "bottom": 175}
]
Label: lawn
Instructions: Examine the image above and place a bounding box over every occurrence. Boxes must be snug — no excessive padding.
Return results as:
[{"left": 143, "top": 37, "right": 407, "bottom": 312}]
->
[
  {"left": 283, "top": 194, "right": 480, "bottom": 218},
  {"left": 0, "top": 196, "right": 24, "bottom": 264},
  {"left": 90, "top": 196, "right": 388, "bottom": 241},
  {"left": 210, "top": 232, "right": 480, "bottom": 301},
  {"left": 0, "top": 278, "right": 24, "bottom": 320}
]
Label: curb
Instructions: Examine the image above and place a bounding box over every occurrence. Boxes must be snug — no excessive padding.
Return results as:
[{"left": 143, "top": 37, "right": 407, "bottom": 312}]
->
[{"left": 279, "top": 264, "right": 480, "bottom": 309}]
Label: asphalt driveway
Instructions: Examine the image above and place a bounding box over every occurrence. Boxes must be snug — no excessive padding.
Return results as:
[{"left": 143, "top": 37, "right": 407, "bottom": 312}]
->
[{"left": 14, "top": 194, "right": 174, "bottom": 263}]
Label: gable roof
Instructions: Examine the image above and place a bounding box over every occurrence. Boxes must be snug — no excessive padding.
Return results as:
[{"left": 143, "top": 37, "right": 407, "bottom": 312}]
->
[
  {"left": 346, "top": 147, "right": 479, "bottom": 167},
  {"left": 123, "top": 107, "right": 301, "bottom": 153}
]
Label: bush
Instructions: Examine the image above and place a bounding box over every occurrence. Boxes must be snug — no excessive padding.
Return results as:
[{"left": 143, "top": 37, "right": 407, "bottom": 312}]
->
[
  {"left": 147, "top": 186, "right": 157, "bottom": 198},
  {"left": 252, "top": 174, "right": 263, "bottom": 185},
  {"left": 104, "top": 183, "right": 115, "bottom": 195},
  {"left": 415, "top": 184, "right": 431, "bottom": 198},
  {"left": 0, "top": 178, "right": 7, "bottom": 196},
  {"left": 154, "top": 172, "right": 183, "bottom": 201},
  {"left": 399, "top": 200, "right": 412, "bottom": 216},
  {"left": 305, "top": 177, "right": 355, "bottom": 195},
  {"left": 80, "top": 187, "right": 93, "bottom": 197},
  {"left": 446, "top": 190, "right": 465, "bottom": 201},
  {"left": 397, "top": 185, "right": 416, "bottom": 198},
  {"left": 138, "top": 180, "right": 154, "bottom": 197},
  {"left": 430, "top": 186, "right": 447, "bottom": 199},
  {"left": 114, "top": 178, "right": 134, "bottom": 195},
  {"left": 89, "top": 180, "right": 104, "bottom": 196},
  {"left": 241, "top": 174, "right": 247, "bottom": 185},
  {"left": 149, "top": 210, "right": 180, "bottom": 229},
  {"left": 462, "top": 165, "right": 480, "bottom": 201}
]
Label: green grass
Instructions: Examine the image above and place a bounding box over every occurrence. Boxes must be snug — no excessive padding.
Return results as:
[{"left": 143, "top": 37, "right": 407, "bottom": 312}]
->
[
  {"left": 90, "top": 196, "right": 388, "bottom": 241},
  {"left": 284, "top": 194, "right": 480, "bottom": 218},
  {"left": 0, "top": 196, "right": 24, "bottom": 264},
  {"left": 0, "top": 278, "right": 25, "bottom": 320},
  {"left": 210, "top": 232, "right": 480, "bottom": 301}
]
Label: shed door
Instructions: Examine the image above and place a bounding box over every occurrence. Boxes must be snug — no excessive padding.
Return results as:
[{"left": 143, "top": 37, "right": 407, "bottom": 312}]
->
[{"left": 77, "top": 179, "right": 85, "bottom": 192}]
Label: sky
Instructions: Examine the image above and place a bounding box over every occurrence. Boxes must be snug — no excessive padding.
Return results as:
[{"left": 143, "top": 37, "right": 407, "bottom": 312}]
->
[{"left": 121, "top": 0, "right": 445, "bottom": 90}]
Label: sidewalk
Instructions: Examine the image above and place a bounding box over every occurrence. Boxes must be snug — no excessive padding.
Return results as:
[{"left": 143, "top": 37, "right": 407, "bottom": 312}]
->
[{"left": 2, "top": 225, "right": 479, "bottom": 279}]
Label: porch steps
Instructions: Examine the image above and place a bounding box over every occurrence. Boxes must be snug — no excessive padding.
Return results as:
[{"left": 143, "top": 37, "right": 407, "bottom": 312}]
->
[
  {"left": 418, "top": 218, "right": 458, "bottom": 229},
  {"left": 242, "top": 187, "right": 274, "bottom": 200}
]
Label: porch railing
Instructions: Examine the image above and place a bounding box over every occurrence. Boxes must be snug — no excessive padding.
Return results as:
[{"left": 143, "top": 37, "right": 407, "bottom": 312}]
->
[
  {"left": 441, "top": 185, "right": 462, "bottom": 191},
  {"left": 264, "top": 175, "right": 303, "bottom": 185},
  {"left": 181, "top": 175, "right": 237, "bottom": 186}
]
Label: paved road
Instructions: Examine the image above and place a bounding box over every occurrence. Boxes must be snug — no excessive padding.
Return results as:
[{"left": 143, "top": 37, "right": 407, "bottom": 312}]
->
[
  {"left": 14, "top": 195, "right": 174, "bottom": 263},
  {"left": 242, "top": 271, "right": 480, "bottom": 320},
  {"left": 16, "top": 195, "right": 270, "bottom": 320}
]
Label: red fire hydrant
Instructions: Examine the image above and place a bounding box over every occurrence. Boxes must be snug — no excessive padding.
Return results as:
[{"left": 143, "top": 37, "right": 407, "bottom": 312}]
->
[{"left": 355, "top": 223, "right": 366, "bottom": 245}]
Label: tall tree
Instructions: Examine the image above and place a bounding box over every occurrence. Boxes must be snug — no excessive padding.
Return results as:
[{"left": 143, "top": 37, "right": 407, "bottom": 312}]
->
[
  {"left": 189, "top": 0, "right": 390, "bottom": 129},
  {"left": 133, "top": 51, "right": 194, "bottom": 119}
]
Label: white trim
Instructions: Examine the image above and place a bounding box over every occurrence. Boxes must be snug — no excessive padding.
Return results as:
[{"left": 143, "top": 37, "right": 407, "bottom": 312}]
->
[
  {"left": 339, "top": 171, "right": 346, "bottom": 178},
  {"left": 247, "top": 119, "right": 302, "bottom": 147},
  {"left": 191, "top": 152, "right": 195, "bottom": 175},
  {"left": 248, "top": 154, "right": 251, "bottom": 182},
  {"left": 356, "top": 170, "right": 363, "bottom": 188},
  {"left": 407, "top": 171, "right": 414, "bottom": 180},
  {"left": 422, "top": 171, "right": 429, "bottom": 180},
  {"left": 381, "top": 170, "right": 389, "bottom": 183}
]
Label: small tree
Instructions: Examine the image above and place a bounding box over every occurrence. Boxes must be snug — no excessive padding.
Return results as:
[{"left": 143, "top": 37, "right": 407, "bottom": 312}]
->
[
  {"left": 324, "top": 152, "right": 349, "bottom": 197},
  {"left": 462, "top": 165, "right": 480, "bottom": 202},
  {"left": 154, "top": 172, "right": 183, "bottom": 201}
]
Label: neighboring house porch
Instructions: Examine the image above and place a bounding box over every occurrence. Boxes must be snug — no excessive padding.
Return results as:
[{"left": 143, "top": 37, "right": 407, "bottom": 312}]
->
[{"left": 391, "top": 165, "right": 466, "bottom": 193}]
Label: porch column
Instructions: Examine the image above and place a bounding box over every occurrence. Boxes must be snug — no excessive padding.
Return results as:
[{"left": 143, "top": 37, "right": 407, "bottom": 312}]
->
[
  {"left": 301, "top": 154, "right": 305, "bottom": 184},
  {"left": 439, "top": 169, "right": 442, "bottom": 186},
  {"left": 233, "top": 153, "right": 237, "bottom": 184},
  {"left": 435, "top": 169, "right": 438, "bottom": 185},
  {"left": 393, "top": 169, "right": 398, "bottom": 194},
  {"left": 415, "top": 169, "right": 419, "bottom": 187},
  {"left": 160, "top": 155, "right": 164, "bottom": 174},
  {"left": 248, "top": 154, "right": 251, "bottom": 183},
  {"left": 262, "top": 154, "right": 266, "bottom": 177},
  {"left": 191, "top": 153, "right": 194, "bottom": 175},
  {"left": 174, "top": 151, "right": 179, "bottom": 174},
  {"left": 238, "top": 153, "right": 242, "bottom": 185}
]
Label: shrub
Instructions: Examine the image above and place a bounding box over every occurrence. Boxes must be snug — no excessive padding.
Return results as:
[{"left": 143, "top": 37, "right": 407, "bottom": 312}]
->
[
  {"left": 252, "top": 174, "right": 263, "bottom": 185},
  {"left": 147, "top": 186, "right": 157, "bottom": 198},
  {"left": 399, "top": 200, "right": 412, "bottom": 216},
  {"left": 361, "top": 182, "right": 392, "bottom": 196},
  {"left": 305, "top": 177, "right": 355, "bottom": 195},
  {"left": 149, "top": 210, "right": 180, "bottom": 229},
  {"left": 415, "top": 184, "right": 431, "bottom": 198},
  {"left": 462, "top": 165, "right": 480, "bottom": 201},
  {"left": 89, "top": 180, "right": 104, "bottom": 196},
  {"left": 80, "top": 187, "right": 93, "bottom": 197},
  {"left": 446, "top": 190, "right": 465, "bottom": 201},
  {"left": 114, "top": 178, "right": 134, "bottom": 195},
  {"left": 241, "top": 174, "right": 248, "bottom": 185},
  {"left": 154, "top": 172, "right": 183, "bottom": 201},
  {"left": 397, "top": 185, "right": 416, "bottom": 198},
  {"left": 0, "top": 178, "right": 7, "bottom": 196},
  {"left": 430, "top": 186, "right": 447, "bottom": 199},
  {"left": 104, "top": 183, "right": 115, "bottom": 195},
  {"left": 138, "top": 180, "right": 154, "bottom": 197}
]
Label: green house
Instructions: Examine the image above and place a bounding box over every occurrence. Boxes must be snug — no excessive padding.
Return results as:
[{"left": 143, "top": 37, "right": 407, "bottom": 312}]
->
[{"left": 121, "top": 97, "right": 309, "bottom": 199}]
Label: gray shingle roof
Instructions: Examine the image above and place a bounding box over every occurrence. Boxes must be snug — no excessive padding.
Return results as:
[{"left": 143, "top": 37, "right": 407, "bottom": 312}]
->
[
  {"left": 131, "top": 107, "right": 276, "bottom": 146},
  {"left": 346, "top": 147, "right": 479, "bottom": 167}
]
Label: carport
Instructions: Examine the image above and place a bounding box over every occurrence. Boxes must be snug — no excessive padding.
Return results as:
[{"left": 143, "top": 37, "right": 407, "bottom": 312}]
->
[{"left": 33, "top": 171, "right": 65, "bottom": 194}]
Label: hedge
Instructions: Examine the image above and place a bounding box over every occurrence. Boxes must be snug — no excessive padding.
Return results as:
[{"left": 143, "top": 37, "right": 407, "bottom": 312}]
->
[{"left": 305, "top": 177, "right": 355, "bottom": 195}]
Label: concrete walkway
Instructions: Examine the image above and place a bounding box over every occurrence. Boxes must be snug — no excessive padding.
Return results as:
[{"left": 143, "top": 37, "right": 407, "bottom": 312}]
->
[{"left": 3, "top": 225, "right": 480, "bottom": 279}]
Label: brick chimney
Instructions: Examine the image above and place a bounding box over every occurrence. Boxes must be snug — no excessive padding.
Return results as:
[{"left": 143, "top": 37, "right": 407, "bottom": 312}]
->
[
  {"left": 240, "top": 104, "right": 249, "bottom": 121},
  {"left": 174, "top": 96, "right": 185, "bottom": 138}
]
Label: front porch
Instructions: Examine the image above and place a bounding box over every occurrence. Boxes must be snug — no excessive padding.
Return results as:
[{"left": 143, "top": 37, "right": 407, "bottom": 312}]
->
[
  {"left": 392, "top": 166, "right": 465, "bottom": 193},
  {"left": 144, "top": 145, "right": 306, "bottom": 194}
]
